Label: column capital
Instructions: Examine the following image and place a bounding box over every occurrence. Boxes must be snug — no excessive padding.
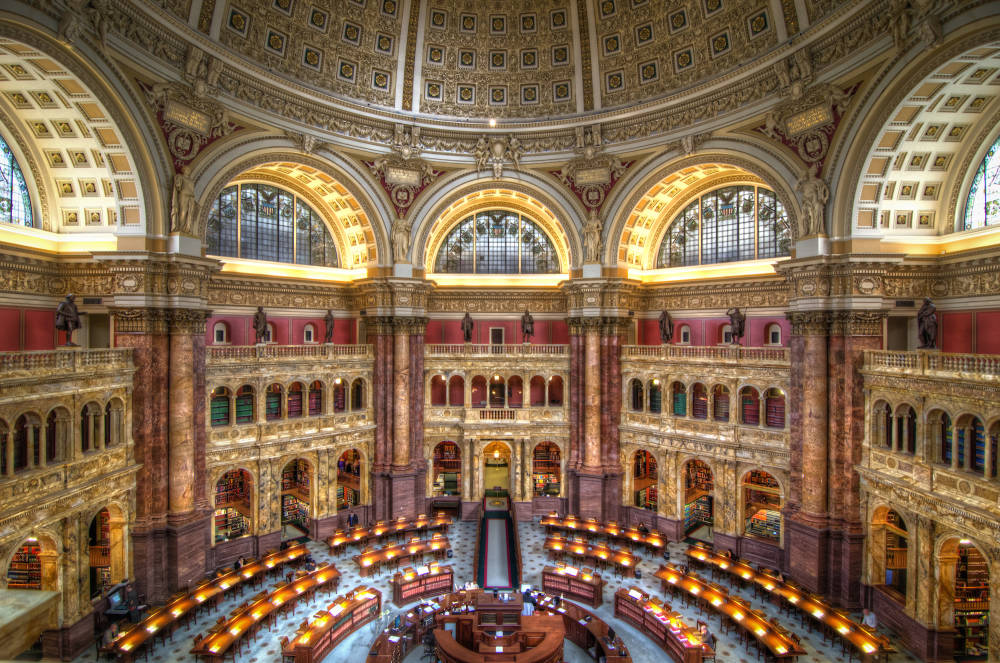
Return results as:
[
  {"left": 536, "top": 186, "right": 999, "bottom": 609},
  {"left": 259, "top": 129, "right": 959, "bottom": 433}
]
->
[
  {"left": 392, "top": 316, "right": 429, "bottom": 335},
  {"left": 829, "top": 310, "right": 887, "bottom": 337},
  {"left": 366, "top": 315, "right": 396, "bottom": 335},
  {"left": 110, "top": 307, "right": 172, "bottom": 334},
  {"left": 787, "top": 310, "right": 831, "bottom": 336},
  {"left": 168, "top": 308, "right": 212, "bottom": 335}
]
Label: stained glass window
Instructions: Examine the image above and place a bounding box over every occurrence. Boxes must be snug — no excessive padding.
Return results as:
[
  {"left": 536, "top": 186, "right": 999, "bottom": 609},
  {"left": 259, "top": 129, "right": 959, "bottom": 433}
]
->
[
  {"left": 206, "top": 183, "right": 338, "bottom": 267},
  {"left": 964, "top": 135, "right": 1000, "bottom": 230},
  {"left": 0, "top": 134, "right": 32, "bottom": 227},
  {"left": 656, "top": 185, "right": 789, "bottom": 267},
  {"left": 434, "top": 210, "right": 559, "bottom": 274}
]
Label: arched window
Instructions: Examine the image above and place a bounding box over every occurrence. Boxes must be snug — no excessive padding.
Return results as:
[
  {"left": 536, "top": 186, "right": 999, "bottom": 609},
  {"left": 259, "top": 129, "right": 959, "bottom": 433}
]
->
[
  {"left": 287, "top": 382, "right": 304, "bottom": 418},
  {"left": 212, "top": 322, "right": 229, "bottom": 344},
  {"left": 712, "top": 385, "right": 730, "bottom": 422},
  {"left": 766, "top": 323, "right": 782, "bottom": 345},
  {"left": 671, "top": 382, "right": 686, "bottom": 416},
  {"left": 630, "top": 378, "right": 644, "bottom": 412},
  {"left": 764, "top": 388, "right": 786, "bottom": 428},
  {"left": 548, "top": 376, "right": 563, "bottom": 406},
  {"left": 265, "top": 384, "right": 283, "bottom": 420},
  {"left": 210, "top": 387, "right": 231, "bottom": 427},
  {"left": 656, "top": 185, "right": 790, "bottom": 267},
  {"left": 0, "top": 134, "right": 33, "bottom": 227},
  {"left": 648, "top": 380, "right": 662, "bottom": 414},
  {"left": 205, "top": 183, "right": 338, "bottom": 266},
  {"left": 264, "top": 323, "right": 275, "bottom": 344},
  {"left": 308, "top": 381, "right": 323, "bottom": 416},
  {"left": 964, "top": 134, "right": 1000, "bottom": 229},
  {"left": 303, "top": 324, "right": 315, "bottom": 344},
  {"left": 333, "top": 379, "right": 347, "bottom": 412},
  {"left": 448, "top": 375, "right": 465, "bottom": 406},
  {"left": 678, "top": 325, "right": 691, "bottom": 344},
  {"left": 741, "top": 387, "right": 760, "bottom": 425},
  {"left": 430, "top": 375, "right": 447, "bottom": 406},
  {"left": 434, "top": 210, "right": 559, "bottom": 274},
  {"left": 235, "top": 385, "right": 254, "bottom": 424},
  {"left": 692, "top": 384, "right": 708, "bottom": 419},
  {"left": 350, "top": 378, "right": 364, "bottom": 410}
]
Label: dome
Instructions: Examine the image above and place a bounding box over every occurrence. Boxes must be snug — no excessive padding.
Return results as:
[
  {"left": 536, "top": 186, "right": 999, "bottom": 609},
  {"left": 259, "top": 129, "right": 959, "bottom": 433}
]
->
[{"left": 142, "top": 0, "right": 832, "bottom": 124}]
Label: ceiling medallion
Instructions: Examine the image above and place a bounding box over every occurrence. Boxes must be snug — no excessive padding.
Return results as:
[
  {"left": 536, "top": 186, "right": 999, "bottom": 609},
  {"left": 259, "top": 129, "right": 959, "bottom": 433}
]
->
[{"left": 552, "top": 126, "right": 631, "bottom": 212}]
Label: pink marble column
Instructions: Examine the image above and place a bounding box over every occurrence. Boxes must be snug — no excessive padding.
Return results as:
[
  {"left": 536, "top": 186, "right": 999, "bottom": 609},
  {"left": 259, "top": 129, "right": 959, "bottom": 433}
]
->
[
  {"left": 393, "top": 328, "right": 411, "bottom": 468},
  {"left": 583, "top": 323, "right": 601, "bottom": 469},
  {"left": 168, "top": 332, "right": 196, "bottom": 514},
  {"left": 568, "top": 322, "right": 583, "bottom": 470}
]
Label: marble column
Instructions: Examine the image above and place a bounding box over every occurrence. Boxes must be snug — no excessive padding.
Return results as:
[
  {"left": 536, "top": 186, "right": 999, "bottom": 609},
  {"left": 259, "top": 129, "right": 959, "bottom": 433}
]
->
[
  {"left": 393, "top": 328, "right": 410, "bottom": 468},
  {"left": 600, "top": 319, "right": 625, "bottom": 521},
  {"left": 111, "top": 307, "right": 171, "bottom": 603},
  {"left": 783, "top": 310, "right": 830, "bottom": 594},
  {"left": 165, "top": 309, "right": 210, "bottom": 594},
  {"left": 369, "top": 317, "right": 394, "bottom": 522},
  {"left": 583, "top": 323, "right": 601, "bottom": 469}
]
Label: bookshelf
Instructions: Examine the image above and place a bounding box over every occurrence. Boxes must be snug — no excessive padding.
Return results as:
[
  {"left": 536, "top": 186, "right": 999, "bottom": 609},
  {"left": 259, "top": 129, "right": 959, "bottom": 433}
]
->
[
  {"left": 433, "top": 442, "right": 461, "bottom": 497},
  {"left": 635, "top": 485, "right": 658, "bottom": 510},
  {"left": 282, "top": 494, "right": 309, "bottom": 530},
  {"left": 683, "top": 496, "right": 713, "bottom": 534},
  {"left": 337, "top": 485, "right": 358, "bottom": 511},
  {"left": 235, "top": 388, "right": 254, "bottom": 424},
  {"left": 215, "top": 470, "right": 252, "bottom": 541},
  {"left": 745, "top": 510, "right": 781, "bottom": 540},
  {"left": 210, "top": 394, "right": 229, "bottom": 426},
  {"left": 541, "top": 565, "right": 605, "bottom": 608},
  {"left": 955, "top": 546, "right": 990, "bottom": 659},
  {"left": 532, "top": 443, "right": 561, "bottom": 497},
  {"left": 390, "top": 564, "right": 454, "bottom": 606},
  {"left": 7, "top": 543, "right": 41, "bottom": 589},
  {"left": 282, "top": 587, "right": 381, "bottom": 663},
  {"left": 287, "top": 387, "right": 303, "bottom": 418}
]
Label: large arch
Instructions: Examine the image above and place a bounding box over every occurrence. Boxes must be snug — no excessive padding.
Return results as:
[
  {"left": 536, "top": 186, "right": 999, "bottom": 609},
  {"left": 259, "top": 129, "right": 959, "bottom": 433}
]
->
[
  {"left": 605, "top": 146, "right": 802, "bottom": 269},
  {"left": 0, "top": 19, "right": 168, "bottom": 237},
  {"left": 831, "top": 19, "right": 1000, "bottom": 241},
  {"left": 194, "top": 140, "right": 390, "bottom": 267},
  {"left": 409, "top": 170, "right": 586, "bottom": 271}
]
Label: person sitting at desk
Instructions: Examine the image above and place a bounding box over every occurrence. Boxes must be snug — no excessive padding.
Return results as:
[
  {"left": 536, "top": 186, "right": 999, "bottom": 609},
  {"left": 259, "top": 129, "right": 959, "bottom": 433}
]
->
[
  {"left": 862, "top": 608, "right": 878, "bottom": 630},
  {"left": 637, "top": 522, "right": 649, "bottom": 535},
  {"left": 698, "top": 623, "right": 717, "bottom": 651},
  {"left": 522, "top": 600, "right": 535, "bottom": 616},
  {"left": 304, "top": 555, "right": 317, "bottom": 572}
]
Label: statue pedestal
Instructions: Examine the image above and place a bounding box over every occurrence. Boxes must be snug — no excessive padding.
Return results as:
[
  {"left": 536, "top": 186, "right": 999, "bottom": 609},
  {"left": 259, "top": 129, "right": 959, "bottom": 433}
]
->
[
  {"left": 581, "top": 263, "right": 602, "bottom": 278},
  {"left": 393, "top": 263, "right": 413, "bottom": 278}
]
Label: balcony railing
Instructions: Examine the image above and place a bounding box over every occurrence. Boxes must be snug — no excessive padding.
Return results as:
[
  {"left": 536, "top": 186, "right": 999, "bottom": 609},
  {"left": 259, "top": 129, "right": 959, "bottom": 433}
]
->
[
  {"left": 207, "top": 344, "right": 373, "bottom": 363},
  {"left": 621, "top": 345, "right": 789, "bottom": 363},
  {"left": 425, "top": 344, "right": 568, "bottom": 357},
  {"left": 865, "top": 350, "right": 1000, "bottom": 381},
  {"left": 0, "top": 348, "right": 133, "bottom": 378}
]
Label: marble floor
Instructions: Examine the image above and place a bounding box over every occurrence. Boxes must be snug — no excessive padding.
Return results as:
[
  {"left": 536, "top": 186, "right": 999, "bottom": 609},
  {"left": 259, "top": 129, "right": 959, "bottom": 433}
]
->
[{"left": 65, "top": 516, "right": 920, "bottom": 663}]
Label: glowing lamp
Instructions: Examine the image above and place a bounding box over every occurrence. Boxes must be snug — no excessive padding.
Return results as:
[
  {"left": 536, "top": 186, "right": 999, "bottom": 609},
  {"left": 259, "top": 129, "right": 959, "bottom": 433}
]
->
[
  {"left": 363, "top": 559, "right": 373, "bottom": 566},
  {"left": 720, "top": 563, "right": 729, "bottom": 569},
  {"left": 120, "top": 644, "right": 132, "bottom": 652},
  {"left": 732, "top": 611, "right": 743, "bottom": 621},
  {"left": 196, "top": 595, "right": 206, "bottom": 603},
  {"left": 296, "top": 586, "right": 304, "bottom": 594},
  {"left": 863, "top": 644, "right": 876, "bottom": 654},
  {"left": 711, "top": 598, "right": 722, "bottom": 606},
  {"left": 812, "top": 608, "right": 824, "bottom": 618},
  {"left": 172, "top": 608, "right": 183, "bottom": 617},
  {"left": 838, "top": 625, "right": 849, "bottom": 634},
  {"left": 230, "top": 627, "right": 241, "bottom": 636},
  {"left": 765, "top": 583, "right": 774, "bottom": 591},
  {"left": 741, "top": 571, "right": 752, "bottom": 579},
  {"left": 776, "top": 646, "right": 787, "bottom": 655},
  {"left": 266, "top": 561, "right": 275, "bottom": 568},
  {"left": 690, "top": 587, "right": 700, "bottom": 595},
  {"left": 622, "top": 559, "right": 631, "bottom": 566},
  {"left": 273, "top": 598, "right": 284, "bottom": 606},
  {"left": 145, "top": 626, "right": 157, "bottom": 634},
  {"left": 219, "top": 582, "right": 230, "bottom": 589},
  {"left": 331, "top": 604, "right": 345, "bottom": 616},
  {"left": 242, "top": 571, "right": 252, "bottom": 578},
  {"left": 300, "top": 634, "right": 311, "bottom": 644},
  {"left": 755, "top": 628, "right": 766, "bottom": 636},
  {"left": 210, "top": 645, "right": 221, "bottom": 654}
]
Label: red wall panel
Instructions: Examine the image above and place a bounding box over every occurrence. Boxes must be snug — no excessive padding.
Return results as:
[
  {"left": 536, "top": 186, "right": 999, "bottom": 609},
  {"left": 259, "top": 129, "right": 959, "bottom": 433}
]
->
[
  {"left": 23, "top": 309, "right": 55, "bottom": 350},
  {"left": 0, "top": 308, "right": 20, "bottom": 351},
  {"left": 976, "top": 311, "right": 1000, "bottom": 354},
  {"left": 940, "top": 312, "right": 974, "bottom": 353}
]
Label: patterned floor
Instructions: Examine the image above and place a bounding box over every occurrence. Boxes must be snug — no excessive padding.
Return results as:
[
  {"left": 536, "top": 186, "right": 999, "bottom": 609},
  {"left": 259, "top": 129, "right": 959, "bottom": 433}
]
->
[{"left": 65, "top": 517, "right": 919, "bottom": 663}]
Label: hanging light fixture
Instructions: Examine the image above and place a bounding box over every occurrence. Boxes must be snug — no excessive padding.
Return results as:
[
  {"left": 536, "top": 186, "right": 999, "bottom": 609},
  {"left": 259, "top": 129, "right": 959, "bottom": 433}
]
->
[{"left": 494, "top": 449, "right": 500, "bottom": 459}]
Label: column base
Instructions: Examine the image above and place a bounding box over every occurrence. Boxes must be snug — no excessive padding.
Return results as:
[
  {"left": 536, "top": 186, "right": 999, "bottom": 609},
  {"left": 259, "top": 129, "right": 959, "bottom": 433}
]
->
[
  {"left": 41, "top": 611, "right": 94, "bottom": 661},
  {"left": 866, "top": 585, "right": 954, "bottom": 661},
  {"left": 712, "top": 532, "right": 784, "bottom": 569},
  {"left": 461, "top": 501, "right": 481, "bottom": 520},
  {"left": 783, "top": 514, "right": 830, "bottom": 594},
  {"left": 208, "top": 531, "right": 281, "bottom": 570},
  {"left": 827, "top": 525, "right": 865, "bottom": 609},
  {"left": 389, "top": 471, "right": 420, "bottom": 520},
  {"left": 601, "top": 471, "right": 623, "bottom": 522},
  {"left": 569, "top": 470, "right": 604, "bottom": 519},
  {"left": 131, "top": 526, "right": 168, "bottom": 604},
  {"left": 166, "top": 511, "right": 210, "bottom": 593}
]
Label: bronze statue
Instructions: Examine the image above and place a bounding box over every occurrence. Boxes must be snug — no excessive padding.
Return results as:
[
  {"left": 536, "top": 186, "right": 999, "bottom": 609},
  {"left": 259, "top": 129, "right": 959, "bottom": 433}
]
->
[
  {"left": 461, "top": 312, "right": 474, "bottom": 343},
  {"left": 917, "top": 298, "right": 937, "bottom": 350},
  {"left": 659, "top": 310, "right": 674, "bottom": 343},
  {"left": 726, "top": 307, "right": 746, "bottom": 345},
  {"left": 521, "top": 309, "right": 534, "bottom": 343},
  {"left": 323, "top": 309, "right": 334, "bottom": 344},
  {"left": 55, "top": 293, "right": 82, "bottom": 346},
  {"left": 253, "top": 306, "right": 268, "bottom": 344}
]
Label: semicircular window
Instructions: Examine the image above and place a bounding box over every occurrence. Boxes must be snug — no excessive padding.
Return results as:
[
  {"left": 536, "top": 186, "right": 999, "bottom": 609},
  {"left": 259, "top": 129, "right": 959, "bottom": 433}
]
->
[
  {"left": 434, "top": 210, "right": 560, "bottom": 274},
  {"left": 0, "top": 133, "right": 33, "bottom": 227},
  {"left": 964, "top": 134, "right": 1000, "bottom": 230},
  {"left": 206, "top": 183, "right": 338, "bottom": 267},
  {"left": 656, "top": 185, "right": 790, "bottom": 267}
]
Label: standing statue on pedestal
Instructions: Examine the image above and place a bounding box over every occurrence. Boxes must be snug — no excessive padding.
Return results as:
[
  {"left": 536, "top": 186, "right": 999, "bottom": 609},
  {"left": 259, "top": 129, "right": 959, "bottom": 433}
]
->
[
  {"left": 170, "top": 166, "right": 197, "bottom": 235},
  {"left": 55, "top": 294, "right": 81, "bottom": 346},
  {"left": 323, "top": 309, "right": 335, "bottom": 344},
  {"left": 583, "top": 212, "right": 603, "bottom": 263},
  {"left": 727, "top": 307, "right": 746, "bottom": 345},
  {"left": 917, "top": 298, "right": 938, "bottom": 350},
  {"left": 253, "top": 306, "right": 268, "bottom": 344},
  {"left": 659, "top": 310, "right": 674, "bottom": 343},
  {"left": 521, "top": 309, "right": 534, "bottom": 343},
  {"left": 461, "top": 312, "right": 474, "bottom": 343}
]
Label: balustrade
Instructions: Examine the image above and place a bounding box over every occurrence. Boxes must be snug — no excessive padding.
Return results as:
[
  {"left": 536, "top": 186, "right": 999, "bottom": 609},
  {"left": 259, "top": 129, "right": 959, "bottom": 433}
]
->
[
  {"left": 425, "top": 343, "right": 568, "bottom": 357},
  {"left": 207, "top": 343, "right": 372, "bottom": 363},
  {"left": 621, "top": 345, "right": 789, "bottom": 363},
  {"left": 865, "top": 350, "right": 1000, "bottom": 380},
  {"left": 0, "top": 348, "right": 133, "bottom": 377}
]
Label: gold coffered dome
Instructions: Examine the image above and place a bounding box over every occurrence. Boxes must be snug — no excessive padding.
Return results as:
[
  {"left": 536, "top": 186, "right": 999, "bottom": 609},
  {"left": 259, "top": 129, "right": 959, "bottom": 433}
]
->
[{"left": 173, "top": 0, "right": 819, "bottom": 121}]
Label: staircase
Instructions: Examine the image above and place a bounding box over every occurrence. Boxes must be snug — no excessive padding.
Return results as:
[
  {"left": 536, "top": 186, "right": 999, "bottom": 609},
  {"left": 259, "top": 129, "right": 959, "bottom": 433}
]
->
[{"left": 475, "top": 496, "right": 521, "bottom": 590}]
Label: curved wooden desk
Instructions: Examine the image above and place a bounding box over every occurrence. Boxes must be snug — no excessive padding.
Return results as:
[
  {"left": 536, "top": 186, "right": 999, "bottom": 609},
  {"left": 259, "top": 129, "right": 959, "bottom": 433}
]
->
[{"left": 435, "top": 615, "right": 563, "bottom": 663}]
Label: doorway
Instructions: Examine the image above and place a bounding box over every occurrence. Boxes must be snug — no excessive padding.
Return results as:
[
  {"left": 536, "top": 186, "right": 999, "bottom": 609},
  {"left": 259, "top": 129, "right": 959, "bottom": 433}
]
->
[
  {"left": 483, "top": 441, "right": 511, "bottom": 494},
  {"left": 683, "top": 459, "right": 714, "bottom": 541}
]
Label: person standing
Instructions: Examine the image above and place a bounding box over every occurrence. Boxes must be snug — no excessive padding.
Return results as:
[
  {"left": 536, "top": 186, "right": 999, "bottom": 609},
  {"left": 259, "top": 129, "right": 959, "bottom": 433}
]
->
[{"left": 862, "top": 608, "right": 878, "bottom": 629}]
